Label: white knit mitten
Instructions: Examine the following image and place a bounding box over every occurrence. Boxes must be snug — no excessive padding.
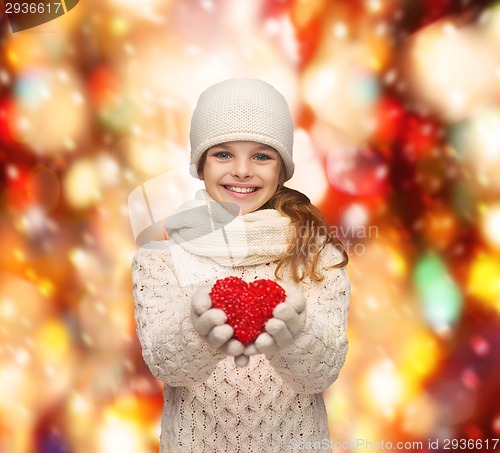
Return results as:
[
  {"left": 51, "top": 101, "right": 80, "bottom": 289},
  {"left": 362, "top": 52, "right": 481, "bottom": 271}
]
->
[
  {"left": 191, "top": 284, "right": 245, "bottom": 358},
  {"left": 252, "top": 284, "right": 307, "bottom": 355}
]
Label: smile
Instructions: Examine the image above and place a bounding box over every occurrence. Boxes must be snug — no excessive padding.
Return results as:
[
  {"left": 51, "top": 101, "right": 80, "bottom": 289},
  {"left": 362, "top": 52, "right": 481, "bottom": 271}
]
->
[{"left": 223, "top": 185, "right": 260, "bottom": 194}]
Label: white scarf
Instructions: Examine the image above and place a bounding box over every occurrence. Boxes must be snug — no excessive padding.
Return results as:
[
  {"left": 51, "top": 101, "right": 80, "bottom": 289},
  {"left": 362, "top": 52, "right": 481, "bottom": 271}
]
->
[{"left": 165, "top": 190, "right": 294, "bottom": 267}]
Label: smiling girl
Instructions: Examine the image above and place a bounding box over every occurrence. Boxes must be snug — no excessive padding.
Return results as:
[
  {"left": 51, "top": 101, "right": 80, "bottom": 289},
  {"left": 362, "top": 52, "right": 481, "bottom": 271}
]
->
[
  {"left": 132, "top": 78, "right": 350, "bottom": 452},
  {"left": 199, "top": 141, "right": 283, "bottom": 214}
]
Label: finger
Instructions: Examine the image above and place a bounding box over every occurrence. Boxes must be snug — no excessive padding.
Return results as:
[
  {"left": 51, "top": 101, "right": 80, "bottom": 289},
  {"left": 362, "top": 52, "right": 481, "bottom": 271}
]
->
[
  {"left": 265, "top": 318, "right": 293, "bottom": 349},
  {"left": 191, "top": 285, "right": 213, "bottom": 315},
  {"left": 207, "top": 324, "right": 233, "bottom": 349},
  {"left": 194, "top": 308, "right": 226, "bottom": 336},
  {"left": 235, "top": 355, "right": 249, "bottom": 367},
  {"left": 285, "top": 288, "right": 306, "bottom": 314},
  {"left": 243, "top": 343, "right": 259, "bottom": 356},
  {"left": 255, "top": 332, "right": 279, "bottom": 354},
  {"left": 273, "top": 305, "right": 302, "bottom": 335},
  {"left": 286, "top": 310, "right": 306, "bottom": 336},
  {"left": 273, "top": 303, "right": 296, "bottom": 322},
  {"left": 220, "top": 338, "right": 244, "bottom": 356}
]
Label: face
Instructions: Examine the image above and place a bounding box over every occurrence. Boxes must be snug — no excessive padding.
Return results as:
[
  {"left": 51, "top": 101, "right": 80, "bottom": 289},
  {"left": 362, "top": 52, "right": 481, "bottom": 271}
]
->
[{"left": 198, "top": 141, "right": 285, "bottom": 214}]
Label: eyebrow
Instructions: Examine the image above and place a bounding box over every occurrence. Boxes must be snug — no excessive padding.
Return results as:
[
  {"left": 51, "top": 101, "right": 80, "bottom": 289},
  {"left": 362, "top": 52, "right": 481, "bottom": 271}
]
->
[{"left": 256, "top": 145, "right": 278, "bottom": 152}]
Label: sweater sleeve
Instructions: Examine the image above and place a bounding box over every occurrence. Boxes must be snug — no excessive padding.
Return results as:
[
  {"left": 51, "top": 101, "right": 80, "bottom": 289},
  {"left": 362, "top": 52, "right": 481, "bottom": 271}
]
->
[
  {"left": 132, "top": 242, "right": 225, "bottom": 387},
  {"left": 266, "top": 244, "right": 350, "bottom": 394}
]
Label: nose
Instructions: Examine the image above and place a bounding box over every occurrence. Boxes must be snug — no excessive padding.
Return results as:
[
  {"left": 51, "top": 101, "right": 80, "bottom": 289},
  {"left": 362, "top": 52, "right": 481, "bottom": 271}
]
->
[{"left": 230, "top": 158, "right": 252, "bottom": 178}]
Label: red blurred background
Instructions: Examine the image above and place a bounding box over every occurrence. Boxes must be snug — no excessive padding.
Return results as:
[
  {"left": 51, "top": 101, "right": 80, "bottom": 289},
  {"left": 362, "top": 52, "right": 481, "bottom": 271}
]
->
[{"left": 1, "top": 1, "right": 500, "bottom": 452}]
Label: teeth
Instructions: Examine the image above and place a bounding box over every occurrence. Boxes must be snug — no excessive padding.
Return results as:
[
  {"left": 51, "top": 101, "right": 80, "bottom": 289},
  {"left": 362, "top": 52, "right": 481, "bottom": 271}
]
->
[{"left": 226, "top": 186, "right": 258, "bottom": 193}]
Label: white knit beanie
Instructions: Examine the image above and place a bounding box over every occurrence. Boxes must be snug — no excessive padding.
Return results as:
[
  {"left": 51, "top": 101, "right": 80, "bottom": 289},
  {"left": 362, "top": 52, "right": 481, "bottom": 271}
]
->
[{"left": 189, "top": 78, "right": 295, "bottom": 181}]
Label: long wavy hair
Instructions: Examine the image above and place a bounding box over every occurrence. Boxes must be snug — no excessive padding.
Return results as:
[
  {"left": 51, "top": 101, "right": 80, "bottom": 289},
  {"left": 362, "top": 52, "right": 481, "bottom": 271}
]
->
[{"left": 260, "top": 186, "right": 348, "bottom": 283}]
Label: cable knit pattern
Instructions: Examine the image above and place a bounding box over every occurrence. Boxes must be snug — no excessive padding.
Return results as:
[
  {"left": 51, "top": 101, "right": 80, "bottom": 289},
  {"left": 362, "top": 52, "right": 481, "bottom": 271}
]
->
[{"left": 132, "top": 237, "right": 350, "bottom": 452}]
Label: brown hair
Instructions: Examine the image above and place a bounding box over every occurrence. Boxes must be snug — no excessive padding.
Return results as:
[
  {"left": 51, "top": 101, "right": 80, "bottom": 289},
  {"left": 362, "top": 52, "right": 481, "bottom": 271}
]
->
[{"left": 260, "top": 186, "right": 348, "bottom": 283}]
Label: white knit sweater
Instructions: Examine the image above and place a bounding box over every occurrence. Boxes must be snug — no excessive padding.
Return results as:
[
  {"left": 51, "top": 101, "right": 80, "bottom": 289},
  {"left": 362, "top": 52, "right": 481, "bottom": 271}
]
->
[{"left": 132, "top": 234, "right": 350, "bottom": 452}]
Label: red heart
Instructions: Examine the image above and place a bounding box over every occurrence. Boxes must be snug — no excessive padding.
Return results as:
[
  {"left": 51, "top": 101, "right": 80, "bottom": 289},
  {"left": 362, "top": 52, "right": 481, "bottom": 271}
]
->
[{"left": 209, "top": 277, "right": 286, "bottom": 345}]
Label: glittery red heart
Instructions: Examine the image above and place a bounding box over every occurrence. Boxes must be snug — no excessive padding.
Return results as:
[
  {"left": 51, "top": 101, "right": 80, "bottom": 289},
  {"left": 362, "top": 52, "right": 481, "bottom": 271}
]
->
[{"left": 209, "top": 277, "right": 286, "bottom": 345}]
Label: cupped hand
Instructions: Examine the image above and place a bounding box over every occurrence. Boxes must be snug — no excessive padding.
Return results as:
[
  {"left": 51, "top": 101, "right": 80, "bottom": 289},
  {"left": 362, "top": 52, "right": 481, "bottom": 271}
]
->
[
  {"left": 253, "top": 284, "right": 306, "bottom": 355},
  {"left": 191, "top": 284, "right": 245, "bottom": 357}
]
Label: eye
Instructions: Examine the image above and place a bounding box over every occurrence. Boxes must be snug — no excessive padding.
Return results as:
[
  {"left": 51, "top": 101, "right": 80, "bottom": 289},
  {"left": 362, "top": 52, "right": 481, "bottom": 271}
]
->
[
  {"left": 254, "top": 154, "right": 271, "bottom": 161},
  {"left": 214, "top": 151, "right": 231, "bottom": 159}
]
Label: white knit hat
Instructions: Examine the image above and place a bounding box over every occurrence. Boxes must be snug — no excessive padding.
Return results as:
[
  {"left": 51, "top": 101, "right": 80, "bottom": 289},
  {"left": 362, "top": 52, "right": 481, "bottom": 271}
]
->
[{"left": 189, "top": 78, "right": 295, "bottom": 181}]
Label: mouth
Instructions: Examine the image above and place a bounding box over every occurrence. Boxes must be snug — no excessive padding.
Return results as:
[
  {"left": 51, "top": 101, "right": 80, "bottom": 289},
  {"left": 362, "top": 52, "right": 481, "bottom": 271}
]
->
[{"left": 221, "top": 185, "right": 261, "bottom": 198}]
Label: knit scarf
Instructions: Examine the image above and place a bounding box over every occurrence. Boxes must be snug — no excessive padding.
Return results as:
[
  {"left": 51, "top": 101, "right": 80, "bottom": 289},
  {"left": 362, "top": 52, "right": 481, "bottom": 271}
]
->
[{"left": 165, "top": 189, "right": 294, "bottom": 267}]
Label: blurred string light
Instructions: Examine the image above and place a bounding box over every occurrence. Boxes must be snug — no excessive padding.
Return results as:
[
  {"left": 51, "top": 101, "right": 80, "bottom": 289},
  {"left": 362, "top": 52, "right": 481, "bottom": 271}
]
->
[
  {"left": 88, "top": 66, "right": 134, "bottom": 133},
  {"left": 62, "top": 152, "right": 122, "bottom": 211},
  {"left": 5, "top": 96, "right": 40, "bottom": 145},
  {"left": 405, "top": 20, "right": 499, "bottom": 122},
  {"left": 97, "top": 395, "right": 160, "bottom": 453},
  {"left": 360, "top": 359, "right": 407, "bottom": 418},
  {"left": 19, "top": 205, "right": 52, "bottom": 235},
  {"left": 421, "top": 206, "right": 459, "bottom": 251},
  {"left": 468, "top": 253, "right": 500, "bottom": 312},
  {"left": 63, "top": 158, "right": 102, "bottom": 209},
  {"left": 287, "top": 129, "right": 328, "bottom": 204},
  {"left": 479, "top": 203, "right": 500, "bottom": 249},
  {"left": 12, "top": 66, "right": 89, "bottom": 154},
  {"left": 302, "top": 41, "right": 381, "bottom": 142},
  {"left": 399, "top": 329, "right": 440, "bottom": 380},
  {"left": 327, "top": 144, "right": 388, "bottom": 196},
  {"left": 5, "top": 34, "right": 49, "bottom": 72},
  {"left": 35, "top": 318, "right": 72, "bottom": 365},
  {"left": 449, "top": 107, "right": 500, "bottom": 191},
  {"left": 125, "top": 137, "right": 187, "bottom": 177},
  {"left": 366, "top": 0, "right": 383, "bottom": 14},
  {"left": 340, "top": 203, "right": 370, "bottom": 234},
  {"left": 107, "top": 0, "right": 173, "bottom": 19},
  {"left": 413, "top": 253, "right": 463, "bottom": 334},
  {"left": 14, "top": 68, "right": 49, "bottom": 106}
]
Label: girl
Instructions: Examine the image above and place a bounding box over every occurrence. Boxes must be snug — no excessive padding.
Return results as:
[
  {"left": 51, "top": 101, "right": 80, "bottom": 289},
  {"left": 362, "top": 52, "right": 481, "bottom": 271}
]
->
[{"left": 132, "top": 78, "right": 350, "bottom": 452}]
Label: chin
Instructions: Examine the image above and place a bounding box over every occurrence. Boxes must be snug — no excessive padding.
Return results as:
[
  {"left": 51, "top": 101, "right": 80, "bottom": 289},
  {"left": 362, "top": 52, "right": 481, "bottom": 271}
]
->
[{"left": 238, "top": 203, "right": 258, "bottom": 215}]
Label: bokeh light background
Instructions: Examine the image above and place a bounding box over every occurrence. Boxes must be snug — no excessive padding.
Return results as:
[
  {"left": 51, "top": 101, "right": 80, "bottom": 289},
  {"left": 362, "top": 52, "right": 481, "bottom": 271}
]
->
[{"left": 2, "top": 0, "right": 500, "bottom": 452}]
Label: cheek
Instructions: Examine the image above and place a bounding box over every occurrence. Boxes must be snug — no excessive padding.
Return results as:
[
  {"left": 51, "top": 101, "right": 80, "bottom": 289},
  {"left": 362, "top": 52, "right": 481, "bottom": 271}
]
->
[{"left": 201, "top": 164, "right": 217, "bottom": 183}]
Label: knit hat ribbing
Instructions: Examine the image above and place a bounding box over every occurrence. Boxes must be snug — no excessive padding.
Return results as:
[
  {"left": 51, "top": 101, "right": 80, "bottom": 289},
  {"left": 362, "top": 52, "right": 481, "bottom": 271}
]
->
[{"left": 189, "top": 78, "right": 295, "bottom": 181}]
